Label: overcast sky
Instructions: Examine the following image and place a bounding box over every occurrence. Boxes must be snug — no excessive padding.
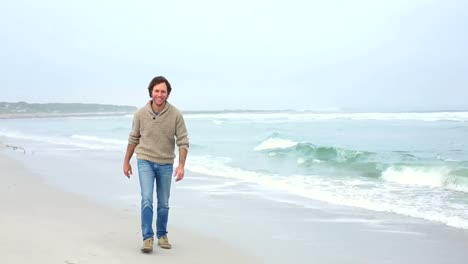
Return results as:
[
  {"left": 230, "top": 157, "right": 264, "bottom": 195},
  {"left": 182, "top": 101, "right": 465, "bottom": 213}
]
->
[{"left": 1, "top": 0, "right": 467, "bottom": 111}]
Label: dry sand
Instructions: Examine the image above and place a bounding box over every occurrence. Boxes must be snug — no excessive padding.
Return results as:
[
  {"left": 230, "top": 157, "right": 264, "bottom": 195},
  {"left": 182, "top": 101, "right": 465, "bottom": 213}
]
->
[{"left": 0, "top": 152, "right": 257, "bottom": 264}]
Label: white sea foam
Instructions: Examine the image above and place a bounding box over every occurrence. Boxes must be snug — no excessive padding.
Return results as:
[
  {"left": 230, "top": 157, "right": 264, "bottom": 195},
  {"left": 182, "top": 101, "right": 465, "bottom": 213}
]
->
[
  {"left": 61, "top": 115, "right": 132, "bottom": 120},
  {"left": 186, "top": 155, "right": 468, "bottom": 230},
  {"left": 254, "top": 137, "right": 298, "bottom": 151},
  {"left": 382, "top": 166, "right": 448, "bottom": 188},
  {"left": 381, "top": 166, "right": 468, "bottom": 193},
  {"left": 297, "top": 157, "right": 306, "bottom": 164},
  {"left": 71, "top": 134, "right": 127, "bottom": 145}
]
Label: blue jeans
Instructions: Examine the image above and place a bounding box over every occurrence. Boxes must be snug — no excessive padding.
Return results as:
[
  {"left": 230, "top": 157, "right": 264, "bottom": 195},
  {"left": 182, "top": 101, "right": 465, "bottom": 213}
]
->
[{"left": 137, "top": 159, "right": 173, "bottom": 240}]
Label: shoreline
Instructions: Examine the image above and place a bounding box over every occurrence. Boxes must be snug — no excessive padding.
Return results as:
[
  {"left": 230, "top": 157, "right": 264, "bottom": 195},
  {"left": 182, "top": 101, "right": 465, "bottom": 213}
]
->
[
  {"left": 0, "top": 150, "right": 257, "bottom": 264},
  {"left": 0, "top": 112, "right": 134, "bottom": 119}
]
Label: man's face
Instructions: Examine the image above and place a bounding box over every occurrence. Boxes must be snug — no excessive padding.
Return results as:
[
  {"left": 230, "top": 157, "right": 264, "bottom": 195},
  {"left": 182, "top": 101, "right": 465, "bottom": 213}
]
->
[{"left": 151, "top": 83, "right": 169, "bottom": 106}]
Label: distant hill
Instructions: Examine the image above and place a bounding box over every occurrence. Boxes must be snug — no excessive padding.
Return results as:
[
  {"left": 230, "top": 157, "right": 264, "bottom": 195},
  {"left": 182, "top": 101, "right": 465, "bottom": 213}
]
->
[{"left": 0, "top": 102, "right": 137, "bottom": 116}]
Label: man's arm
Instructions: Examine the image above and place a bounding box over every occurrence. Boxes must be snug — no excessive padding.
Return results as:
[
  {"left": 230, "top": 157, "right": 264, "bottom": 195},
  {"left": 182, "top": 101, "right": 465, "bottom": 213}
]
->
[
  {"left": 174, "top": 111, "right": 189, "bottom": 182},
  {"left": 174, "top": 148, "right": 188, "bottom": 182},
  {"left": 124, "top": 112, "right": 141, "bottom": 178},
  {"left": 123, "top": 144, "right": 136, "bottom": 178}
]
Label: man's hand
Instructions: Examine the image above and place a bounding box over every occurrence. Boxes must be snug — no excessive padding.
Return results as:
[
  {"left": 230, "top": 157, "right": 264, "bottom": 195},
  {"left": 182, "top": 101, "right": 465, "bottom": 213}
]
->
[
  {"left": 123, "top": 144, "right": 136, "bottom": 179},
  {"left": 174, "top": 165, "right": 185, "bottom": 182},
  {"left": 123, "top": 162, "right": 132, "bottom": 178}
]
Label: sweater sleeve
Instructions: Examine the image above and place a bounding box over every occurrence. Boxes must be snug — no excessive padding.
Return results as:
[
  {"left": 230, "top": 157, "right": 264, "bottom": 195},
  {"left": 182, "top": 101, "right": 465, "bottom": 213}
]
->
[
  {"left": 128, "top": 113, "right": 141, "bottom": 145},
  {"left": 175, "top": 112, "right": 189, "bottom": 150}
]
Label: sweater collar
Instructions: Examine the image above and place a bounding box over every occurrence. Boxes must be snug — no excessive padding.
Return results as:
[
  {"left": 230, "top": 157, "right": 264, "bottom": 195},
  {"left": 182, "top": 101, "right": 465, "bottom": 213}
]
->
[{"left": 145, "top": 100, "right": 171, "bottom": 116}]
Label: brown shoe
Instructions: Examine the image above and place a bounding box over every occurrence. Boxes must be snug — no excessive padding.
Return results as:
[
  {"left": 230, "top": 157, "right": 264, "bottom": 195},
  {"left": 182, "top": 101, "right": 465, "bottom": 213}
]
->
[
  {"left": 141, "top": 237, "right": 154, "bottom": 253},
  {"left": 158, "top": 236, "right": 172, "bottom": 249}
]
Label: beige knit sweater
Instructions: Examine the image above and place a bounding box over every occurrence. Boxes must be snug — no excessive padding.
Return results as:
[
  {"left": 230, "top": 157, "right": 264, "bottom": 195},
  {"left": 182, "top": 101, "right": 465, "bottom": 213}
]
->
[{"left": 128, "top": 101, "right": 189, "bottom": 164}]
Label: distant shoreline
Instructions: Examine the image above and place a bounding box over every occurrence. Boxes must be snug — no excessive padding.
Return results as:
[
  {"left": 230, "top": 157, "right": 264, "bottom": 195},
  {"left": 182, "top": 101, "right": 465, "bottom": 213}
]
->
[
  {"left": 0, "top": 112, "right": 134, "bottom": 119},
  {"left": 0, "top": 102, "right": 137, "bottom": 118}
]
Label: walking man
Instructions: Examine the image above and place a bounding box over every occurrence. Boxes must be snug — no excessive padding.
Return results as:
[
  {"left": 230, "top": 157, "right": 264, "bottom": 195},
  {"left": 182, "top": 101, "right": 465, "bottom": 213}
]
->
[{"left": 123, "top": 76, "right": 189, "bottom": 253}]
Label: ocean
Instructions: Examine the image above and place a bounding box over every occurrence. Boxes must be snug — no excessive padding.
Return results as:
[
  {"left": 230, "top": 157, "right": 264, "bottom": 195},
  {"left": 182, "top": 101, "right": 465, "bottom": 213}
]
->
[{"left": 1, "top": 110, "right": 468, "bottom": 231}]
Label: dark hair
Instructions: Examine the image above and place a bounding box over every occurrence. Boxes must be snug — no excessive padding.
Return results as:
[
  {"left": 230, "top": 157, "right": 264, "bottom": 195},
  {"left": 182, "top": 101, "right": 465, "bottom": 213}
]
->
[{"left": 147, "top": 76, "right": 172, "bottom": 97}]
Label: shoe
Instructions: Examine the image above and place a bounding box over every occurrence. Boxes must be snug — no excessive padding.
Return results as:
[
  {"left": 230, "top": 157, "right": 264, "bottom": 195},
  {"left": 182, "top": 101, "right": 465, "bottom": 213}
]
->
[
  {"left": 141, "top": 237, "right": 154, "bottom": 253},
  {"left": 158, "top": 236, "right": 172, "bottom": 249}
]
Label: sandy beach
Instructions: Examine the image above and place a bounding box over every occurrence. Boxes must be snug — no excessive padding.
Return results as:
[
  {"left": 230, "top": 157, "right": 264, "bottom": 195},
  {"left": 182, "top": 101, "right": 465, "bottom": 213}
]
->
[{"left": 0, "top": 151, "right": 257, "bottom": 264}]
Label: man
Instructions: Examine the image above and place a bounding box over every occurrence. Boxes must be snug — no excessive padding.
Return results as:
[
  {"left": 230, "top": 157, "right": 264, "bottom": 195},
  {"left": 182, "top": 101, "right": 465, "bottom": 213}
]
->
[{"left": 123, "top": 76, "right": 189, "bottom": 253}]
